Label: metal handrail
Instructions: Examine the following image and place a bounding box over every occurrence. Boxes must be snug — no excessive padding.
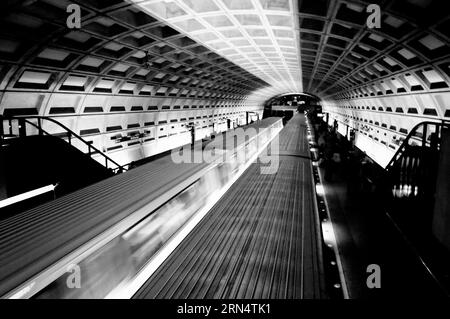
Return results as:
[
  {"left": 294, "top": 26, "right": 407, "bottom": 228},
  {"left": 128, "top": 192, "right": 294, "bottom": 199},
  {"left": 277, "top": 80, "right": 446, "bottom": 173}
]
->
[
  {"left": 386, "top": 120, "right": 450, "bottom": 171},
  {"left": 1, "top": 115, "right": 126, "bottom": 174}
]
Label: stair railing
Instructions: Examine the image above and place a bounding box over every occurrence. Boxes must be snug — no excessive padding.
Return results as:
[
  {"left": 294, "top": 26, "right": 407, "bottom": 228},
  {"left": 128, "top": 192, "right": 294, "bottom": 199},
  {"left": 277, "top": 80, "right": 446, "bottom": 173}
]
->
[
  {"left": 385, "top": 120, "right": 449, "bottom": 200},
  {"left": 1, "top": 115, "right": 127, "bottom": 174}
]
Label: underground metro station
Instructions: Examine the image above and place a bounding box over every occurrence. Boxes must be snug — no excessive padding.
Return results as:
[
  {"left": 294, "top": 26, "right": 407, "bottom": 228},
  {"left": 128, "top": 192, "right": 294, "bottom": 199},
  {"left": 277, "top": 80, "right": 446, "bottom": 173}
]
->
[{"left": 0, "top": 0, "right": 449, "bottom": 300}]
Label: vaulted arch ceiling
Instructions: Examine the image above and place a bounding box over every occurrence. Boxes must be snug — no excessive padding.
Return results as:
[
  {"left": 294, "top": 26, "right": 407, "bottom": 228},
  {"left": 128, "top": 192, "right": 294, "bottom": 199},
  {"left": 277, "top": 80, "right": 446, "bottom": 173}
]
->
[
  {"left": 0, "top": 0, "right": 269, "bottom": 107},
  {"left": 299, "top": 0, "right": 449, "bottom": 98},
  {"left": 0, "top": 0, "right": 274, "bottom": 165},
  {"left": 1, "top": 0, "right": 449, "bottom": 167},
  {"left": 294, "top": 0, "right": 450, "bottom": 166},
  {"left": 130, "top": 0, "right": 304, "bottom": 99}
]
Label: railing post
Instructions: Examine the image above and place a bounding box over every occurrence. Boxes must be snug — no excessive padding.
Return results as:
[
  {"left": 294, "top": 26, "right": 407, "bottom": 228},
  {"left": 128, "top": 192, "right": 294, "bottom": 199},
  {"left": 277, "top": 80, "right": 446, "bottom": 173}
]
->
[
  {"left": 0, "top": 115, "right": 4, "bottom": 146},
  {"left": 38, "top": 118, "right": 43, "bottom": 136},
  {"left": 431, "top": 124, "right": 439, "bottom": 151},
  {"left": 422, "top": 124, "right": 427, "bottom": 148},
  {"left": 18, "top": 118, "right": 26, "bottom": 138}
]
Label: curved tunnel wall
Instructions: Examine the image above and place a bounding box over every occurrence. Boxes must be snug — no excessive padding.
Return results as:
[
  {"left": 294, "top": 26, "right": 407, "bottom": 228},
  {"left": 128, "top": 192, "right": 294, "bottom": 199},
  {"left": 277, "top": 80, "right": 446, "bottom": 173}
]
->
[
  {"left": 1, "top": 0, "right": 450, "bottom": 168},
  {"left": 321, "top": 90, "right": 450, "bottom": 167},
  {"left": 297, "top": 0, "right": 450, "bottom": 168},
  {"left": 0, "top": 0, "right": 270, "bottom": 165}
]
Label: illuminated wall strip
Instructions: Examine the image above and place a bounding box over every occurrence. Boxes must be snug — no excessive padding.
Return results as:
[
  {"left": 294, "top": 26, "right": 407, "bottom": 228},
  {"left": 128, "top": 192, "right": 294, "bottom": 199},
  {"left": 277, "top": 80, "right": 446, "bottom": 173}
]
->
[{"left": 0, "top": 185, "right": 56, "bottom": 209}]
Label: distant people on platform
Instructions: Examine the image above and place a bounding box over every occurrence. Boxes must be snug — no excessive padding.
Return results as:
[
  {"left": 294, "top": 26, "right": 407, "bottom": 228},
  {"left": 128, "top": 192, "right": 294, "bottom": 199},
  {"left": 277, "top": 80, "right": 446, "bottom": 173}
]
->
[{"left": 312, "top": 116, "right": 379, "bottom": 194}]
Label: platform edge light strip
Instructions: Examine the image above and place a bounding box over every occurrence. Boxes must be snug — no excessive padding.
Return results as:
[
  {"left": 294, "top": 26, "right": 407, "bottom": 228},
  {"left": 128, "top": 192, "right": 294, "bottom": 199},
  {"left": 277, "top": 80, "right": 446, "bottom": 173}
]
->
[{"left": 307, "top": 118, "right": 349, "bottom": 299}]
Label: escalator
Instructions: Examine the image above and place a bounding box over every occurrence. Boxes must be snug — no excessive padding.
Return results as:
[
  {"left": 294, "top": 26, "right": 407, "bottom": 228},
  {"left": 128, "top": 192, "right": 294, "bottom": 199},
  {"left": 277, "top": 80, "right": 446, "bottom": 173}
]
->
[
  {"left": 381, "top": 120, "right": 450, "bottom": 295},
  {"left": 0, "top": 116, "right": 125, "bottom": 218}
]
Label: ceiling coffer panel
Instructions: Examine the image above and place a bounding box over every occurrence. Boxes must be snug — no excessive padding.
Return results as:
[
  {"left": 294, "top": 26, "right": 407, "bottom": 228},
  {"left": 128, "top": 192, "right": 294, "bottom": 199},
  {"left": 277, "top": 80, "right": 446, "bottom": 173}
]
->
[{"left": 0, "top": 0, "right": 271, "bottom": 104}]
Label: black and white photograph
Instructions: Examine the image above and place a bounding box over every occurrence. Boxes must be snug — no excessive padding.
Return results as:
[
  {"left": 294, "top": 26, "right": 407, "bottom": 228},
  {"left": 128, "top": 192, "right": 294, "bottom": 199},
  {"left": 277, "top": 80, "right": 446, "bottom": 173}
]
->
[{"left": 0, "top": 0, "right": 449, "bottom": 311}]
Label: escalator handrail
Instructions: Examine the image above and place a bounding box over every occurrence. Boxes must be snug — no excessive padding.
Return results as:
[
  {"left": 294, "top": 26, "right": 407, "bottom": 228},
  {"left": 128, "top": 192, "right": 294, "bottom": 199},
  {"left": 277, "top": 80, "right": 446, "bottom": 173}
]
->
[
  {"left": 2, "top": 115, "right": 126, "bottom": 173},
  {"left": 385, "top": 120, "right": 450, "bottom": 172}
]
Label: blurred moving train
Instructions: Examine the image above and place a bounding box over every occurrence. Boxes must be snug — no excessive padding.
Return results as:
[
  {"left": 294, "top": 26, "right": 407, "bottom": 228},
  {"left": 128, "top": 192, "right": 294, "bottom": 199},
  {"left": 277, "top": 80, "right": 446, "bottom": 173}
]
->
[{"left": 0, "top": 118, "right": 283, "bottom": 299}]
